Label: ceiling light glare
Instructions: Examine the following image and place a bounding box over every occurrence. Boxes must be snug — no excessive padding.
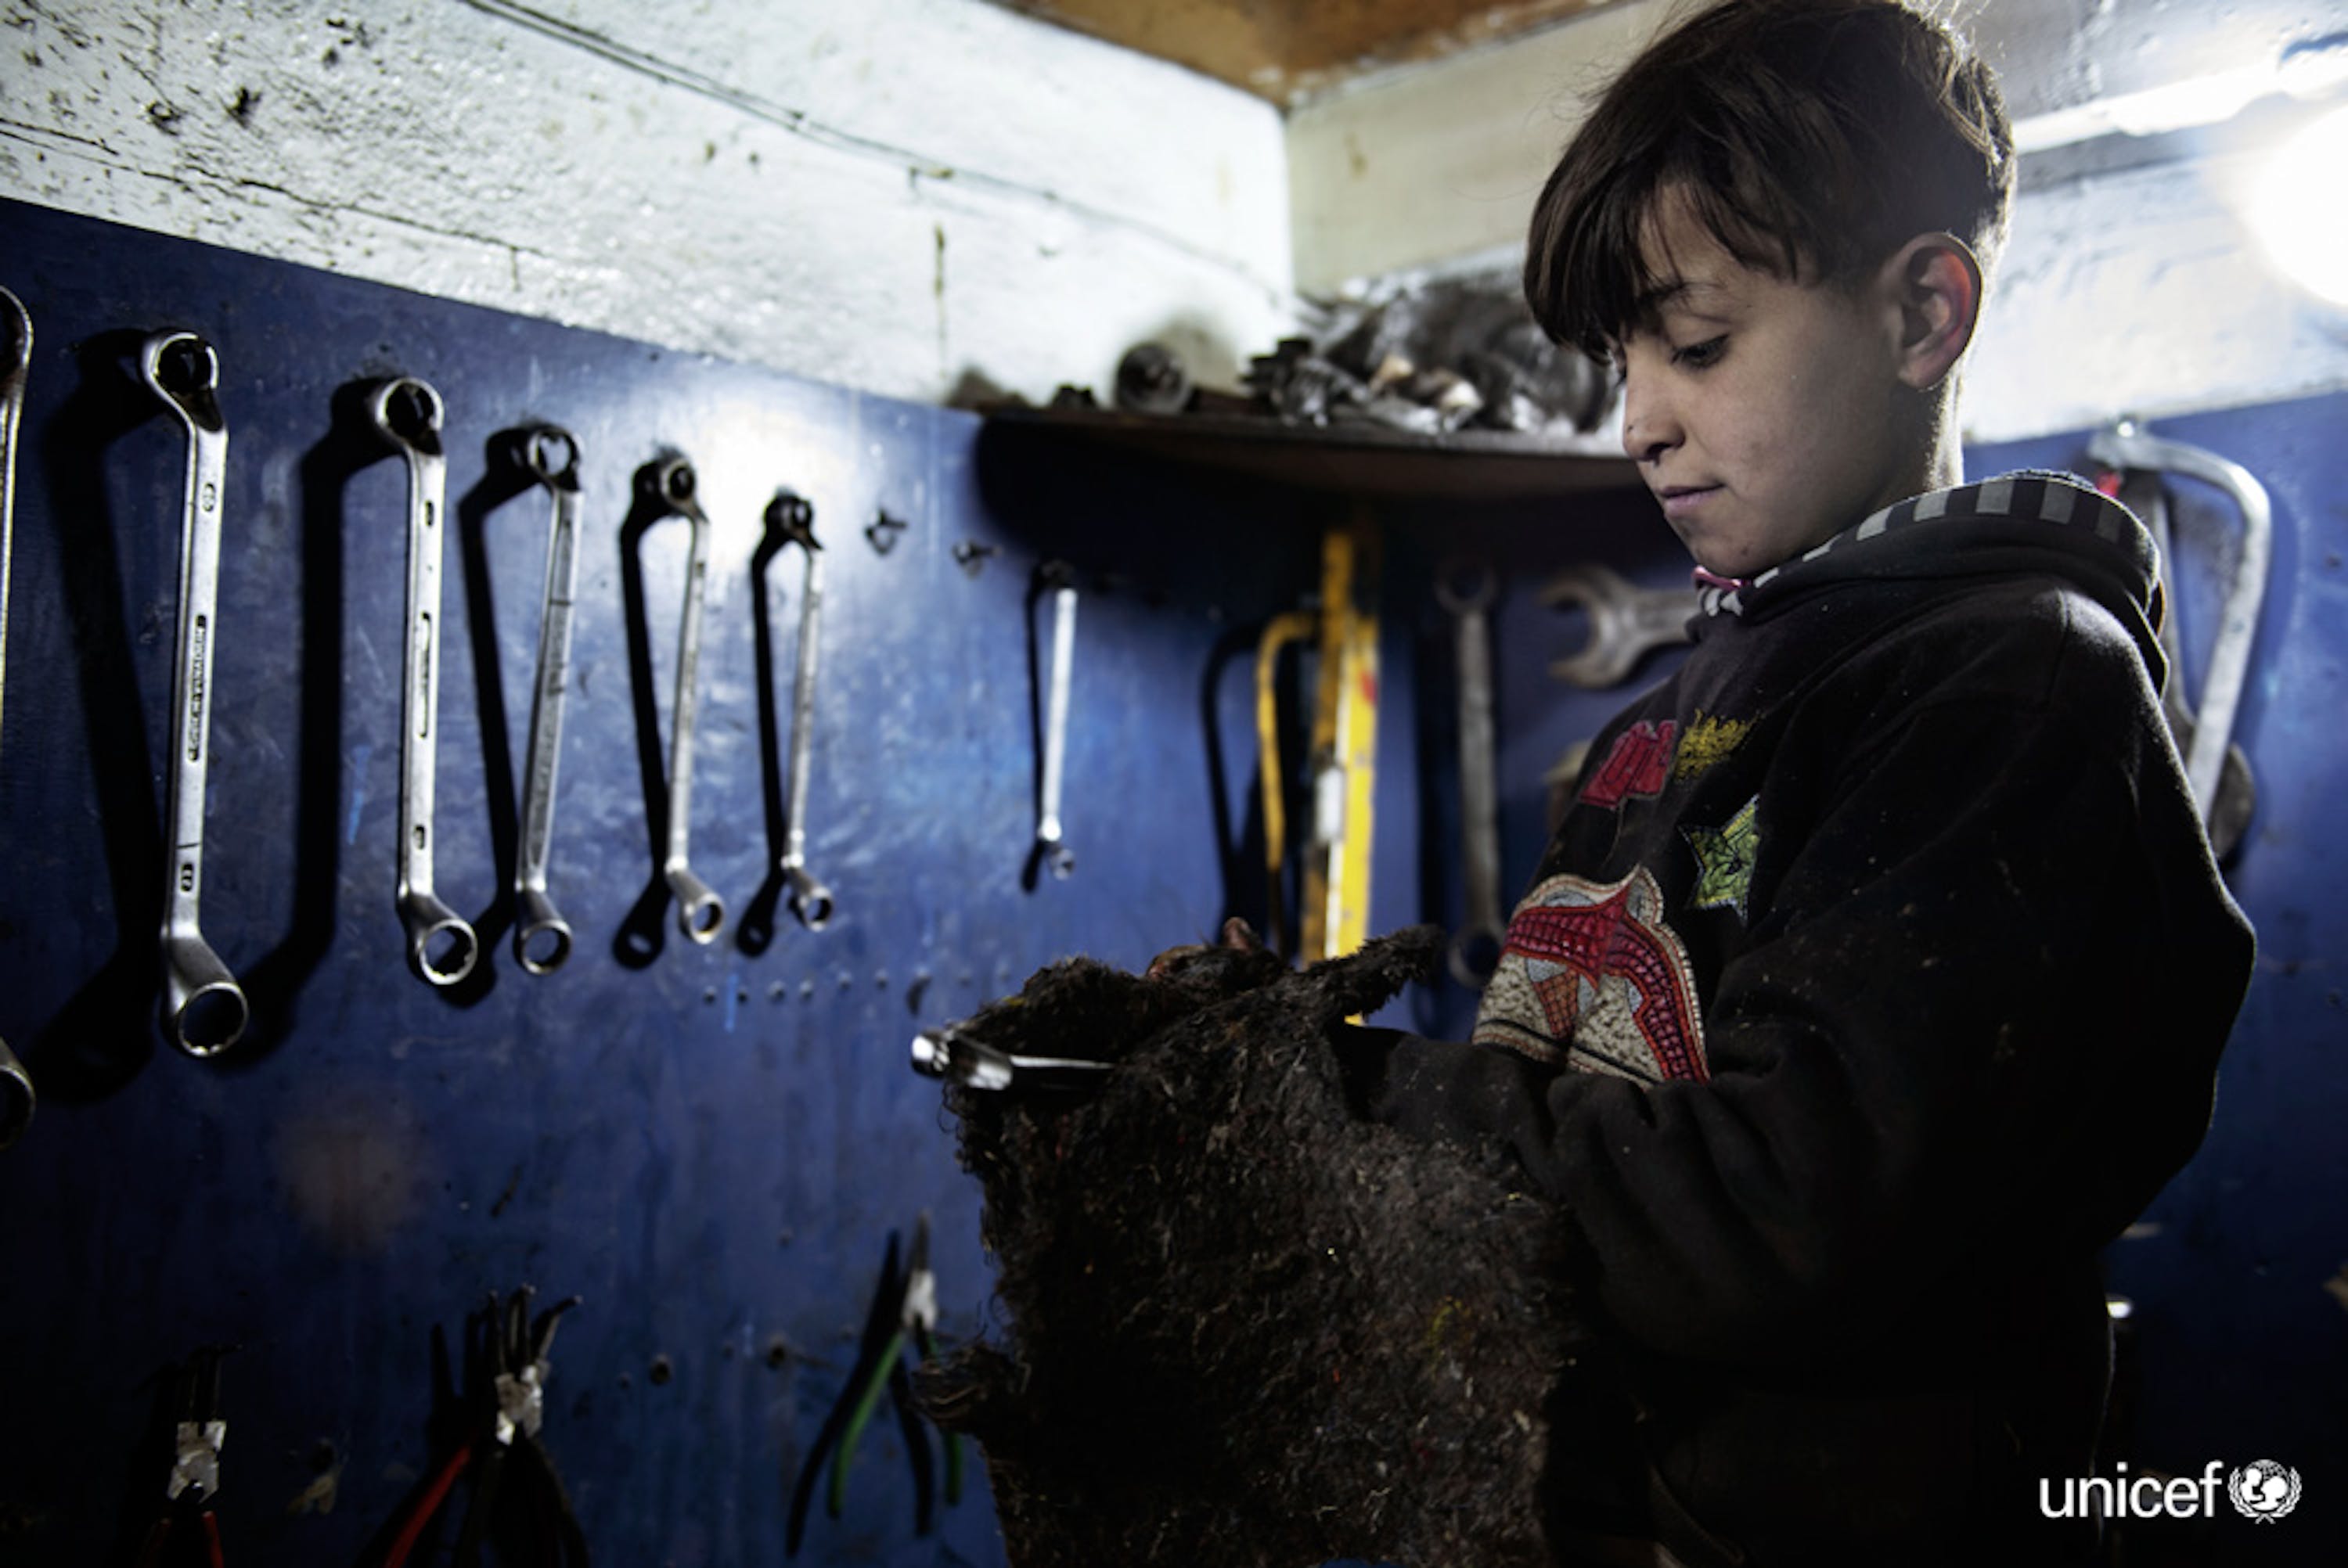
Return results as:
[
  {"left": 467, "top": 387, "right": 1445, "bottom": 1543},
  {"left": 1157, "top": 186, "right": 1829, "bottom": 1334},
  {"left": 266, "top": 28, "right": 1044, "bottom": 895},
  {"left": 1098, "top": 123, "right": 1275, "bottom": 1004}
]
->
[{"left": 2251, "top": 102, "right": 2348, "bottom": 306}]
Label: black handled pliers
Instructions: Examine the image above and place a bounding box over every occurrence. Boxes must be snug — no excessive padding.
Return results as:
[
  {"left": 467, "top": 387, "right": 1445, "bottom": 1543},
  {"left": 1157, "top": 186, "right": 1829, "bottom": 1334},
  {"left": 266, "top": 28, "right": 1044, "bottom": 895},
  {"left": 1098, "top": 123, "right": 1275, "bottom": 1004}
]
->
[
  {"left": 786, "top": 1214, "right": 964, "bottom": 1555},
  {"left": 376, "top": 1286, "right": 587, "bottom": 1568}
]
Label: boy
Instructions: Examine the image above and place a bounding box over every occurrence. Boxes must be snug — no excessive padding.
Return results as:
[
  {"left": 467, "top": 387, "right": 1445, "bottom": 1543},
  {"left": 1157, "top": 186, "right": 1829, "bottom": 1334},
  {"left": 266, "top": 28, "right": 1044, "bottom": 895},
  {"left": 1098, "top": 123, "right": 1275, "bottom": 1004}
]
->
[{"left": 1339, "top": 2, "right": 2256, "bottom": 1565}]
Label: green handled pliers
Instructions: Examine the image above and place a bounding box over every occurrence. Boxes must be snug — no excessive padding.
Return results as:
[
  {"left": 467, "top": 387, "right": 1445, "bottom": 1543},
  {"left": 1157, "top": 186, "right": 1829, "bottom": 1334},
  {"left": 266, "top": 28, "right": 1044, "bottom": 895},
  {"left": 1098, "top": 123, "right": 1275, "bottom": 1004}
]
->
[{"left": 786, "top": 1214, "right": 964, "bottom": 1555}]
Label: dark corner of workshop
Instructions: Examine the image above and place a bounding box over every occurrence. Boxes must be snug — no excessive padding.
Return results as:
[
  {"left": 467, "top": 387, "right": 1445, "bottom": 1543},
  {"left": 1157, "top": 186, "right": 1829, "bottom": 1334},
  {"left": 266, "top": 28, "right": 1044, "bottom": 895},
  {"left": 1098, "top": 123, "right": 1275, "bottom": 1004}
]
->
[{"left": 0, "top": 2, "right": 2341, "bottom": 1566}]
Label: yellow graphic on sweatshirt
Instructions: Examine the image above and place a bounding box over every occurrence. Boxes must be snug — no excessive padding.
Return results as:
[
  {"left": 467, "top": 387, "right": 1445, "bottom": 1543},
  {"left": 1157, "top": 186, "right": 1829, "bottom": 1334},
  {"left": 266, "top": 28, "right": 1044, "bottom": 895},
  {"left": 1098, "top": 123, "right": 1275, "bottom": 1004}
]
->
[{"left": 1671, "top": 710, "right": 1753, "bottom": 781}]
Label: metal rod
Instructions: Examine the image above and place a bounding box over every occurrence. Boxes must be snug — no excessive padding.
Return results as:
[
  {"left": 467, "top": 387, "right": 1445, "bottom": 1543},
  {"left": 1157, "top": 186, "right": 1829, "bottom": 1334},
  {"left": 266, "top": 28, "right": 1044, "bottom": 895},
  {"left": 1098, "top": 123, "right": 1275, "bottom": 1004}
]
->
[
  {"left": 1035, "top": 565, "right": 1077, "bottom": 879},
  {"left": 0, "top": 288, "right": 31, "bottom": 1138}
]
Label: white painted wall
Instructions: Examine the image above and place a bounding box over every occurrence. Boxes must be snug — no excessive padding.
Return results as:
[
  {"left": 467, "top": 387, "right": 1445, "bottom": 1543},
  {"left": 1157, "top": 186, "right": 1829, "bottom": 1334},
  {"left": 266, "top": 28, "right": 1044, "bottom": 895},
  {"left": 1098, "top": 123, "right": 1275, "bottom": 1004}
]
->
[
  {"left": 1287, "top": 0, "right": 2348, "bottom": 440},
  {"left": 0, "top": 0, "right": 1297, "bottom": 405}
]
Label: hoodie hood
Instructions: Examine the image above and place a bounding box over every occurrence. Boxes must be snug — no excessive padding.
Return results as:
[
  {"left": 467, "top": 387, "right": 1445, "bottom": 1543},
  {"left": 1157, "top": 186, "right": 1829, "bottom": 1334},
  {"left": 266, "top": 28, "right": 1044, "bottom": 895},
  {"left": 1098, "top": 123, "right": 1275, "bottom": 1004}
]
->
[{"left": 1691, "top": 470, "right": 2167, "bottom": 689}]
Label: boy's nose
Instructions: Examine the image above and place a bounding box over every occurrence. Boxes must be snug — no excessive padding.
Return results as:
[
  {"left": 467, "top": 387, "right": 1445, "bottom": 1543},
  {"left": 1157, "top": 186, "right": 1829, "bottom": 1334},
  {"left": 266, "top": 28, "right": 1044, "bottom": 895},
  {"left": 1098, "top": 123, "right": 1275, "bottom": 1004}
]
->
[{"left": 1620, "top": 373, "right": 1681, "bottom": 465}]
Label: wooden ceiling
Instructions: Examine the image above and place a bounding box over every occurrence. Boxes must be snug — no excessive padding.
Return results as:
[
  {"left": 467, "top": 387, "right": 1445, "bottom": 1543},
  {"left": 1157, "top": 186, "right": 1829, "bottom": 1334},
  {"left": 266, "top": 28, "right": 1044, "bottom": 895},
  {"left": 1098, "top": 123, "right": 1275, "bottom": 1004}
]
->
[{"left": 989, "top": 0, "right": 1611, "bottom": 104}]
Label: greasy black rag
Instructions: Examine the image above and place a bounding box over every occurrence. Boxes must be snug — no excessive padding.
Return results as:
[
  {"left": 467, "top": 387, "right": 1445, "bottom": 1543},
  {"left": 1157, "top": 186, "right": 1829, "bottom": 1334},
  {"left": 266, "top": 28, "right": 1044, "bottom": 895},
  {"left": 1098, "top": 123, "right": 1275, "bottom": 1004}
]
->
[{"left": 921, "top": 925, "right": 1583, "bottom": 1568}]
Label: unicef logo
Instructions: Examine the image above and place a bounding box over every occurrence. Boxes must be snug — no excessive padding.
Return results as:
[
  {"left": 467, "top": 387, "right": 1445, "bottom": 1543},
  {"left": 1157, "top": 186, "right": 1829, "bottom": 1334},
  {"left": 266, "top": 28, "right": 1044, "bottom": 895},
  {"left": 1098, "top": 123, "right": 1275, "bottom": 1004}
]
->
[{"left": 2227, "top": 1460, "right": 2303, "bottom": 1522}]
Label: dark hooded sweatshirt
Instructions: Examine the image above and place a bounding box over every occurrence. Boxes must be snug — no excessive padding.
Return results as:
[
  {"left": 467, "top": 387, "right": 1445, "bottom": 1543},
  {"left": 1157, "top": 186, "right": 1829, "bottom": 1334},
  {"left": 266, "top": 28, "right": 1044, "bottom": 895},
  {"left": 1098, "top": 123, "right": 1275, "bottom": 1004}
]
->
[{"left": 1348, "top": 472, "right": 2255, "bottom": 1568}]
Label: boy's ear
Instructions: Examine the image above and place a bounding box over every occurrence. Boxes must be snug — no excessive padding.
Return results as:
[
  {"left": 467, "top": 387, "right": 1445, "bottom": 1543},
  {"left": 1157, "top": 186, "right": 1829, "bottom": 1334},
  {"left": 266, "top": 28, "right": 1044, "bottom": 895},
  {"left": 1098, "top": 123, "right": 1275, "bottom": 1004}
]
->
[{"left": 1882, "top": 232, "right": 1984, "bottom": 391}]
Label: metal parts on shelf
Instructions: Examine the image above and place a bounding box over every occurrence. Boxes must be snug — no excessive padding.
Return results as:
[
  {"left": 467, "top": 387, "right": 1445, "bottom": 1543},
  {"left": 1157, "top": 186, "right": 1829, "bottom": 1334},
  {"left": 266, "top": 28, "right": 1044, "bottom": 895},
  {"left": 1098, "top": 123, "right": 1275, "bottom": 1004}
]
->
[
  {"left": 142, "top": 330, "right": 250, "bottom": 1056},
  {"left": 645, "top": 456, "right": 726, "bottom": 944},
  {"left": 513, "top": 426, "right": 585, "bottom": 975},
  {"left": 766, "top": 490, "right": 834, "bottom": 930},
  {"left": 371, "top": 376, "right": 481, "bottom": 988}
]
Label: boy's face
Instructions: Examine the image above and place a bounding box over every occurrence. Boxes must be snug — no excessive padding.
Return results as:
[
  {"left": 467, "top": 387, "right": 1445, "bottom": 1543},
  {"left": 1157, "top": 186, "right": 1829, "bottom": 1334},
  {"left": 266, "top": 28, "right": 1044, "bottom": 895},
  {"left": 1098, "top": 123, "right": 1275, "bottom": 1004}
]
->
[{"left": 1614, "top": 196, "right": 1930, "bottom": 579}]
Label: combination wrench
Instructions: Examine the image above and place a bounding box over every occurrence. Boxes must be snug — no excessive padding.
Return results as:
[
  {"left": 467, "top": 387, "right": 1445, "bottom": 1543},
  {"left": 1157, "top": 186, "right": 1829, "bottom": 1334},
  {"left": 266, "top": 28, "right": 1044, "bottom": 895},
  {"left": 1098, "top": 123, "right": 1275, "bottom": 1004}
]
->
[
  {"left": 142, "top": 331, "right": 250, "bottom": 1055},
  {"left": 370, "top": 377, "right": 480, "bottom": 987},
  {"left": 1032, "top": 561, "right": 1078, "bottom": 880},
  {"left": 646, "top": 457, "right": 725, "bottom": 942},
  {"left": 1541, "top": 563, "right": 1696, "bottom": 688},
  {"left": 0, "top": 288, "right": 31, "bottom": 1138},
  {"left": 513, "top": 427, "right": 583, "bottom": 973},
  {"left": 1437, "top": 560, "right": 1506, "bottom": 987},
  {"left": 766, "top": 490, "right": 834, "bottom": 929}
]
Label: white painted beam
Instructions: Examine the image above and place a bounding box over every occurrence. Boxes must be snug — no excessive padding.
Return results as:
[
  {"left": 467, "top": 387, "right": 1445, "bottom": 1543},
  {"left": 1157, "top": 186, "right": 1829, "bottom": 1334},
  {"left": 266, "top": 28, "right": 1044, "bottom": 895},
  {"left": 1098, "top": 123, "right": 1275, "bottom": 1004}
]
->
[{"left": 0, "top": 0, "right": 1298, "bottom": 405}]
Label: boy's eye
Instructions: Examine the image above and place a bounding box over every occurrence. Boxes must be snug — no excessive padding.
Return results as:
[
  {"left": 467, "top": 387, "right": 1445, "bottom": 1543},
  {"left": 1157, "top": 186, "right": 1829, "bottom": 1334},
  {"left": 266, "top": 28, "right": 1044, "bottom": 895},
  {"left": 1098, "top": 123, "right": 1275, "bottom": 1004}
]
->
[{"left": 1671, "top": 335, "right": 1727, "bottom": 369}]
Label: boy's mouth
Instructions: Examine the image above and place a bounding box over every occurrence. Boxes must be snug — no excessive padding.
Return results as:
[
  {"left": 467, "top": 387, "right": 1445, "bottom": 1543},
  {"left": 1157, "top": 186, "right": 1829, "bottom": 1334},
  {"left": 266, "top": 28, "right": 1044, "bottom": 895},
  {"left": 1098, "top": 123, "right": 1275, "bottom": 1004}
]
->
[{"left": 1656, "top": 484, "right": 1721, "bottom": 520}]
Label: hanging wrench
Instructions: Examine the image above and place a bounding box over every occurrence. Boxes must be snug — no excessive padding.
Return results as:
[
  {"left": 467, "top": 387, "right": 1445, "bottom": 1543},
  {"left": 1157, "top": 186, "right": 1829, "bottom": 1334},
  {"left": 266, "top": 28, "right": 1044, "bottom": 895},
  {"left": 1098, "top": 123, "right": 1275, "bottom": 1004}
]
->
[
  {"left": 1541, "top": 563, "right": 1696, "bottom": 689},
  {"left": 646, "top": 457, "right": 725, "bottom": 942},
  {"left": 2086, "top": 419, "right": 2271, "bottom": 832},
  {"left": 1437, "top": 559, "right": 1506, "bottom": 987},
  {"left": 0, "top": 288, "right": 31, "bottom": 1138},
  {"left": 766, "top": 490, "right": 833, "bottom": 928},
  {"left": 142, "top": 331, "right": 250, "bottom": 1055},
  {"left": 513, "top": 426, "right": 582, "bottom": 974},
  {"left": 1033, "top": 561, "right": 1078, "bottom": 880},
  {"left": 370, "top": 377, "right": 479, "bottom": 987}
]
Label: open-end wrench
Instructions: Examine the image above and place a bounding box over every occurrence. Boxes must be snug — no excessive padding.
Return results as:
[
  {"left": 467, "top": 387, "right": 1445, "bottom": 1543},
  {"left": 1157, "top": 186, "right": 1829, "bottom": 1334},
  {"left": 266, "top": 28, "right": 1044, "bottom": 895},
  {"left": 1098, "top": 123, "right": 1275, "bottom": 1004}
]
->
[
  {"left": 2086, "top": 419, "right": 2271, "bottom": 831},
  {"left": 370, "top": 377, "right": 480, "bottom": 987},
  {"left": 1033, "top": 561, "right": 1077, "bottom": 880},
  {"left": 1541, "top": 563, "right": 1696, "bottom": 688},
  {"left": 142, "top": 331, "right": 250, "bottom": 1055},
  {"left": 0, "top": 288, "right": 31, "bottom": 1138},
  {"left": 513, "top": 426, "right": 582, "bottom": 974},
  {"left": 1437, "top": 559, "right": 1505, "bottom": 987},
  {"left": 646, "top": 457, "right": 725, "bottom": 942},
  {"left": 766, "top": 490, "right": 833, "bottom": 929}
]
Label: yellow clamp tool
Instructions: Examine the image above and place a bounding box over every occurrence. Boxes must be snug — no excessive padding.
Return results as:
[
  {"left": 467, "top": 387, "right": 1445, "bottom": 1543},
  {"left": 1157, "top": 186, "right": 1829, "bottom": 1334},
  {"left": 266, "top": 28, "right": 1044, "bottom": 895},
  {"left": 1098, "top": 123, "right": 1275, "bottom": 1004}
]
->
[{"left": 1255, "top": 511, "right": 1382, "bottom": 968}]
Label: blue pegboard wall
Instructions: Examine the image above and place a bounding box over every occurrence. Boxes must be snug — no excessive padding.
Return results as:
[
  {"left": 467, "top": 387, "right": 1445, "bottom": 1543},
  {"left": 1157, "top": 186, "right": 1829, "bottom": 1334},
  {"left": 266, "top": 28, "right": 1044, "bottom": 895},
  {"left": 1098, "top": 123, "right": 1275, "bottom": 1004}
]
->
[{"left": 0, "top": 197, "right": 1341, "bottom": 1564}]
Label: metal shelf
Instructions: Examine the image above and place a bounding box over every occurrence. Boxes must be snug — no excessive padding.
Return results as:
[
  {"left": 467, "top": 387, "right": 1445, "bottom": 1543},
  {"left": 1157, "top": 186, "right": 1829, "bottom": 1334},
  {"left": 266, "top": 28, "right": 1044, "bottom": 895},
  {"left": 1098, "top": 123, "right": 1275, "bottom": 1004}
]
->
[{"left": 981, "top": 405, "right": 1640, "bottom": 502}]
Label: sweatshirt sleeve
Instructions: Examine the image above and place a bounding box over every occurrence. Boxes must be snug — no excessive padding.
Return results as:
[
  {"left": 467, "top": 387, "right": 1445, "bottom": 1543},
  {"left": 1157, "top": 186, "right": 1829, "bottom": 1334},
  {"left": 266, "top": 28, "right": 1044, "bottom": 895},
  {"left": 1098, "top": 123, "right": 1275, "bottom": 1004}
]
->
[{"left": 1359, "top": 615, "right": 2254, "bottom": 1369}]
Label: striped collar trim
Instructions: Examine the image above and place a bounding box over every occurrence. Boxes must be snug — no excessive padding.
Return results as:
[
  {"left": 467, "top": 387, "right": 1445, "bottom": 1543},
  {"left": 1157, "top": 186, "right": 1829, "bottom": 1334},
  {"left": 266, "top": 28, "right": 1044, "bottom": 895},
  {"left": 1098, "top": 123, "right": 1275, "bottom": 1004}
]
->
[{"left": 1694, "top": 471, "right": 2142, "bottom": 617}]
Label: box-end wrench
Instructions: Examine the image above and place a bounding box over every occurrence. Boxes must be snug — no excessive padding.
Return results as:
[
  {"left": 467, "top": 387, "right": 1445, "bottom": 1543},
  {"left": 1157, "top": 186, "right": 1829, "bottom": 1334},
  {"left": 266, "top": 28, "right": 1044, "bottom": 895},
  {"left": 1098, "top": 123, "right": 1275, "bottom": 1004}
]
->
[
  {"left": 1032, "top": 561, "right": 1077, "bottom": 881},
  {"left": 646, "top": 457, "right": 725, "bottom": 943},
  {"left": 1541, "top": 563, "right": 1696, "bottom": 689},
  {"left": 513, "top": 426, "right": 583, "bottom": 974},
  {"left": 369, "top": 377, "right": 480, "bottom": 987},
  {"left": 142, "top": 331, "right": 250, "bottom": 1055},
  {"left": 766, "top": 490, "right": 833, "bottom": 929},
  {"left": 1437, "top": 559, "right": 1506, "bottom": 988},
  {"left": 2085, "top": 419, "right": 2271, "bottom": 832},
  {"left": 0, "top": 288, "right": 31, "bottom": 1138}
]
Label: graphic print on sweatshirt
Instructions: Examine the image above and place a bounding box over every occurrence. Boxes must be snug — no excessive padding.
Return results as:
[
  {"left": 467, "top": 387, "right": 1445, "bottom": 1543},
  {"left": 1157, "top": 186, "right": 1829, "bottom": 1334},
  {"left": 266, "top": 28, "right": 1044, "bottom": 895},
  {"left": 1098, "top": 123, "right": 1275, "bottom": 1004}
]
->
[
  {"left": 1580, "top": 720, "right": 1676, "bottom": 809},
  {"left": 1471, "top": 866, "right": 1712, "bottom": 1084}
]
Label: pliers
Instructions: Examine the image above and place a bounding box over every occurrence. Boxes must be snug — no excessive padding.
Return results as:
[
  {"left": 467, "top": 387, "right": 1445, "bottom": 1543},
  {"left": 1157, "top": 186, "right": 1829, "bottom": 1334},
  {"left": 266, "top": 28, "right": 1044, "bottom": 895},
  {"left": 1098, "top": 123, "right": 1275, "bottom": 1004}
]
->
[
  {"left": 136, "top": 1347, "right": 230, "bottom": 1568},
  {"left": 376, "top": 1286, "right": 587, "bottom": 1568},
  {"left": 786, "top": 1214, "right": 964, "bottom": 1555}
]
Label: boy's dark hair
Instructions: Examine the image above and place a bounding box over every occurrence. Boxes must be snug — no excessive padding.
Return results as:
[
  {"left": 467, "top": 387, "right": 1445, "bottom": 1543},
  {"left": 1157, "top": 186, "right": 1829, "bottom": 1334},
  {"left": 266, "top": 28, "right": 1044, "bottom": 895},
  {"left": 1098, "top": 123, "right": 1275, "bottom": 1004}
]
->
[{"left": 1525, "top": 0, "right": 2014, "bottom": 360}]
